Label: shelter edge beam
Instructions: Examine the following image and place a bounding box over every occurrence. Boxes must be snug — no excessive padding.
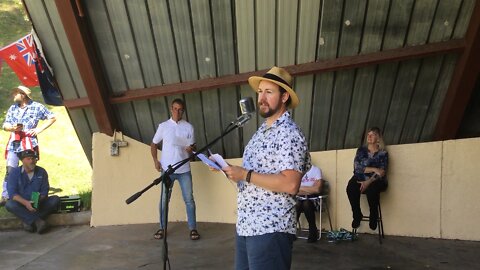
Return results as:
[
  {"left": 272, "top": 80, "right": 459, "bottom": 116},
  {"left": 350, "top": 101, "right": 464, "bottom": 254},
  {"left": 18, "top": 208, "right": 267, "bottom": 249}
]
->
[
  {"left": 55, "top": 0, "right": 117, "bottom": 135},
  {"left": 434, "top": 1, "right": 480, "bottom": 140},
  {"left": 63, "top": 39, "right": 465, "bottom": 110}
]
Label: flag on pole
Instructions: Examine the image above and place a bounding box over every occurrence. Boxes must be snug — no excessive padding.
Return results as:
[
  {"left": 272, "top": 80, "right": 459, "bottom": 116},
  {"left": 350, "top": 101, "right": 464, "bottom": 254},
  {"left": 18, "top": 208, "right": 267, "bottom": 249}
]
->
[{"left": 0, "top": 33, "right": 39, "bottom": 86}]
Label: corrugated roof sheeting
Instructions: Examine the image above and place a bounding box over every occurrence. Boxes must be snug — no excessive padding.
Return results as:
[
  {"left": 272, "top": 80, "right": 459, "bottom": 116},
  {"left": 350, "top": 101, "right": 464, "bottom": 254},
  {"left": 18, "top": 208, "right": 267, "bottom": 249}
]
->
[{"left": 24, "top": 0, "right": 475, "bottom": 160}]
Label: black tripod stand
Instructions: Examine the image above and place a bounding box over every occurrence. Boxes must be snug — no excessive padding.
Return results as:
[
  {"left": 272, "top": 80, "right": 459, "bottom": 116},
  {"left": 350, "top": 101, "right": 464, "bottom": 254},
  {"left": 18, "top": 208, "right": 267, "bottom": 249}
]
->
[{"left": 125, "top": 113, "right": 252, "bottom": 270}]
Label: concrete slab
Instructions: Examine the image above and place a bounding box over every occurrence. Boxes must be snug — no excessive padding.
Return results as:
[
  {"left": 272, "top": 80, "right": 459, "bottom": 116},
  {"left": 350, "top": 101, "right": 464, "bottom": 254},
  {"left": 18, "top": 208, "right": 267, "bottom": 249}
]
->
[{"left": 1, "top": 222, "right": 480, "bottom": 269}]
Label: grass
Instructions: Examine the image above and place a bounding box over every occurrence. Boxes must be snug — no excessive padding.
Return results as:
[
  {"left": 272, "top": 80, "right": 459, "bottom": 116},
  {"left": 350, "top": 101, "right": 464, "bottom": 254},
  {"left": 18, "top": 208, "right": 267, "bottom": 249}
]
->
[{"left": 0, "top": 0, "right": 92, "bottom": 217}]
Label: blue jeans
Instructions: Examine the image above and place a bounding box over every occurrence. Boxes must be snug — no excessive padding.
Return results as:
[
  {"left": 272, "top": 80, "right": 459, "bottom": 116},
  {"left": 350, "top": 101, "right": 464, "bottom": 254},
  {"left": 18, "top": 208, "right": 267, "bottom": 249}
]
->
[
  {"left": 159, "top": 171, "right": 197, "bottom": 230},
  {"left": 235, "top": 232, "right": 295, "bottom": 270},
  {"left": 6, "top": 195, "right": 60, "bottom": 225}
]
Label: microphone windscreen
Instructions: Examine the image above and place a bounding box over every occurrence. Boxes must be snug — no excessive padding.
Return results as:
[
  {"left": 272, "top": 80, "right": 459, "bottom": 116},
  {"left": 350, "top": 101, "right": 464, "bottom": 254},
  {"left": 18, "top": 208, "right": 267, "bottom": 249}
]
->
[{"left": 239, "top": 97, "right": 255, "bottom": 115}]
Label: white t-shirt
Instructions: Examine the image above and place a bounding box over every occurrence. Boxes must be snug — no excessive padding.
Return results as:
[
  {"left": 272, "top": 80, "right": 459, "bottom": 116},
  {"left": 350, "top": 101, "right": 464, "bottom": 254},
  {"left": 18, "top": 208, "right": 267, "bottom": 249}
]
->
[
  {"left": 152, "top": 118, "right": 195, "bottom": 174},
  {"left": 300, "top": 165, "right": 322, "bottom": 187}
]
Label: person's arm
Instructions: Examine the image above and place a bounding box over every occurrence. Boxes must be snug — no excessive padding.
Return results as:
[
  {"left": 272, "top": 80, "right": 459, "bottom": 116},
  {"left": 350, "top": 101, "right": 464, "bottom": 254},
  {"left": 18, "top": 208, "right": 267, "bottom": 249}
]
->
[
  {"left": 7, "top": 169, "right": 35, "bottom": 212},
  {"left": 297, "top": 179, "right": 322, "bottom": 195},
  {"left": 151, "top": 143, "right": 162, "bottom": 172},
  {"left": 26, "top": 117, "right": 56, "bottom": 137},
  {"left": 39, "top": 169, "right": 49, "bottom": 201},
  {"left": 223, "top": 166, "right": 302, "bottom": 195},
  {"left": 2, "top": 107, "right": 19, "bottom": 132},
  {"left": 12, "top": 194, "right": 36, "bottom": 212}
]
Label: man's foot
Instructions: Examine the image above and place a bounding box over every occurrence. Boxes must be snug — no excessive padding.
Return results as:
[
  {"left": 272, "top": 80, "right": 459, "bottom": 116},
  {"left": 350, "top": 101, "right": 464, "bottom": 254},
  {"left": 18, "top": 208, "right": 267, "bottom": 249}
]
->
[
  {"left": 352, "top": 218, "right": 361, "bottom": 229},
  {"left": 23, "top": 222, "right": 35, "bottom": 233},
  {"left": 307, "top": 228, "right": 319, "bottom": 243},
  {"left": 190, "top": 230, "right": 200, "bottom": 240},
  {"left": 369, "top": 218, "right": 378, "bottom": 230},
  {"left": 35, "top": 219, "right": 48, "bottom": 234},
  {"left": 154, "top": 229, "right": 164, "bottom": 240}
]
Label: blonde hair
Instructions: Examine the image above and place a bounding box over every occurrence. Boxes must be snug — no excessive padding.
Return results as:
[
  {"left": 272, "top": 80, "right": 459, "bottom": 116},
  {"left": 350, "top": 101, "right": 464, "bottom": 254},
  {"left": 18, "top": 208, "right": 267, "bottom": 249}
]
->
[{"left": 365, "top": 127, "right": 385, "bottom": 150}]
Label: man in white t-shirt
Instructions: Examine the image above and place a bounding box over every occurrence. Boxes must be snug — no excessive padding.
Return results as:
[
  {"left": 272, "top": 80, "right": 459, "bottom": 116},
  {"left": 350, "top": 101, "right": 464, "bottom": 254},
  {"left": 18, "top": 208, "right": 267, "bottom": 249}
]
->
[
  {"left": 150, "top": 99, "right": 199, "bottom": 241},
  {"left": 296, "top": 165, "right": 323, "bottom": 243}
]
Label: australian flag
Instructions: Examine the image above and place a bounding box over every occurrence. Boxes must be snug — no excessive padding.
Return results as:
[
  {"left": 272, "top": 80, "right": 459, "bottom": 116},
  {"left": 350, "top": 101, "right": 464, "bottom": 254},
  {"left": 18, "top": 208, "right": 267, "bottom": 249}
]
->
[
  {"left": 32, "top": 31, "right": 63, "bottom": 106},
  {"left": 34, "top": 46, "right": 63, "bottom": 106}
]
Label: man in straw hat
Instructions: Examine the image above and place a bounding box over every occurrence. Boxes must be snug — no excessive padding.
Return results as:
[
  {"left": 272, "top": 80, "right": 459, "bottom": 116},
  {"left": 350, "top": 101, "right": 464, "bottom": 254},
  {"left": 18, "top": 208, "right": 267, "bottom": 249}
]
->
[
  {"left": 5, "top": 149, "right": 60, "bottom": 233},
  {"left": 223, "top": 67, "right": 311, "bottom": 269},
  {"left": 1, "top": 86, "right": 56, "bottom": 207}
]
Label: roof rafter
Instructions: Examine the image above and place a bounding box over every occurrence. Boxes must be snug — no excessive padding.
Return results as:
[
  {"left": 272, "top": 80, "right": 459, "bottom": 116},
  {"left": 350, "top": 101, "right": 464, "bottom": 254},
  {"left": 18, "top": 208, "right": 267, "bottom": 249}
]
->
[
  {"left": 434, "top": 1, "right": 480, "bottom": 140},
  {"left": 54, "top": 0, "right": 117, "bottom": 135},
  {"left": 63, "top": 39, "right": 464, "bottom": 110}
]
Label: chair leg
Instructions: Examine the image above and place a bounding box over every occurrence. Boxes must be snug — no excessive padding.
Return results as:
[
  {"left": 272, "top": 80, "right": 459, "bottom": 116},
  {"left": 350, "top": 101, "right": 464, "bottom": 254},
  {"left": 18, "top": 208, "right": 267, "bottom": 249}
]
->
[
  {"left": 318, "top": 198, "right": 322, "bottom": 240},
  {"left": 378, "top": 203, "right": 384, "bottom": 244},
  {"left": 324, "top": 200, "right": 333, "bottom": 232}
]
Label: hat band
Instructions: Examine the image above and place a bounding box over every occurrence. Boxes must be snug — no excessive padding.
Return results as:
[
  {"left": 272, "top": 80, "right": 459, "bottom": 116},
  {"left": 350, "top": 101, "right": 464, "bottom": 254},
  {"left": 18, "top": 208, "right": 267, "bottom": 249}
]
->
[{"left": 263, "top": 73, "right": 291, "bottom": 88}]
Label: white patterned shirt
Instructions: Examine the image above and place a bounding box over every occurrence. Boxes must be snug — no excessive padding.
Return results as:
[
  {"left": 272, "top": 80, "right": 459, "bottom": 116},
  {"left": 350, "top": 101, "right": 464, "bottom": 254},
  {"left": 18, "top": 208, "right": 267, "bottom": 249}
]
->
[{"left": 237, "top": 111, "right": 311, "bottom": 236}]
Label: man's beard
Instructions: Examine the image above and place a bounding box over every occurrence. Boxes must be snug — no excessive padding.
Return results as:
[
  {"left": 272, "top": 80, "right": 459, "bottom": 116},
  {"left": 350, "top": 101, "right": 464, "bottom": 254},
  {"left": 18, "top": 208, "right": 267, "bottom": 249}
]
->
[
  {"left": 258, "top": 100, "right": 282, "bottom": 118},
  {"left": 24, "top": 163, "right": 36, "bottom": 171}
]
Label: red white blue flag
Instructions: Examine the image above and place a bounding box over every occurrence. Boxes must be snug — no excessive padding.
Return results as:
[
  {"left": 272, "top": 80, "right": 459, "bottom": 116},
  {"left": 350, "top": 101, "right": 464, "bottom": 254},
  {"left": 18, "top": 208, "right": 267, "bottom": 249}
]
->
[{"left": 0, "top": 33, "right": 39, "bottom": 86}]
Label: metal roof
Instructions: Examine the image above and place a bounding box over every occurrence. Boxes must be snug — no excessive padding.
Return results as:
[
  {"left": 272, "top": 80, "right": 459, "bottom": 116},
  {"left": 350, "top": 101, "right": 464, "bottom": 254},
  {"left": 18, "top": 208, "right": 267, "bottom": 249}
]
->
[{"left": 23, "top": 0, "right": 479, "bottom": 162}]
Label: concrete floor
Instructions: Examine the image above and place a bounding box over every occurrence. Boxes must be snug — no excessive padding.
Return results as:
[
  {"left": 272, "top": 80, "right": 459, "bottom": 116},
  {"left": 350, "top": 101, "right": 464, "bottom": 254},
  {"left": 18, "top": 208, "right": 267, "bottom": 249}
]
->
[{"left": 1, "top": 222, "right": 480, "bottom": 270}]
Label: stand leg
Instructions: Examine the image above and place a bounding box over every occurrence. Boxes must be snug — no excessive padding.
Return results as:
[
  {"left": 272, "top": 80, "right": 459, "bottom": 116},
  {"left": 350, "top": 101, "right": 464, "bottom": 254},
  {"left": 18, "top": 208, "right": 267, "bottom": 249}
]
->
[{"left": 161, "top": 174, "right": 173, "bottom": 270}]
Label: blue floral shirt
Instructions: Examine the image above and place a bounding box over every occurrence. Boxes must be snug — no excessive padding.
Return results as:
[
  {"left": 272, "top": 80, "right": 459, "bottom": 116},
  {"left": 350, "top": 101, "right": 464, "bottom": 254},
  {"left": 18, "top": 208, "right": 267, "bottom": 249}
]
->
[
  {"left": 3, "top": 100, "right": 55, "bottom": 153},
  {"left": 238, "top": 111, "right": 311, "bottom": 236},
  {"left": 353, "top": 146, "right": 388, "bottom": 181}
]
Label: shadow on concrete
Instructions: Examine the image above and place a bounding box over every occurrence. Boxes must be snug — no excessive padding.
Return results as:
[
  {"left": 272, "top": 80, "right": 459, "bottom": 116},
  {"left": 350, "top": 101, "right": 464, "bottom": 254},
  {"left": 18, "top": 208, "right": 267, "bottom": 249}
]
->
[{"left": 1, "top": 222, "right": 479, "bottom": 270}]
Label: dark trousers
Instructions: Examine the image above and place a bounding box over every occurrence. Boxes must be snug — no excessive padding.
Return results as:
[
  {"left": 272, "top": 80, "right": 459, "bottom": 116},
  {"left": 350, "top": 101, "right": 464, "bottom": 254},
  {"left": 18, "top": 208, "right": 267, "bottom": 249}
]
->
[
  {"left": 235, "top": 232, "right": 295, "bottom": 270},
  {"left": 5, "top": 195, "right": 60, "bottom": 225},
  {"left": 295, "top": 198, "right": 317, "bottom": 231},
  {"left": 346, "top": 176, "right": 387, "bottom": 222}
]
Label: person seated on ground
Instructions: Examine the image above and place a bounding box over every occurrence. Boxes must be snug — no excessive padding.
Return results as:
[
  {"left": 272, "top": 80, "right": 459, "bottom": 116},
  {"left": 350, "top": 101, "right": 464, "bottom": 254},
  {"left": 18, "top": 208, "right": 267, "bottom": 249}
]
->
[
  {"left": 346, "top": 127, "right": 388, "bottom": 231},
  {"left": 5, "top": 149, "right": 60, "bottom": 234},
  {"left": 295, "top": 165, "right": 323, "bottom": 243}
]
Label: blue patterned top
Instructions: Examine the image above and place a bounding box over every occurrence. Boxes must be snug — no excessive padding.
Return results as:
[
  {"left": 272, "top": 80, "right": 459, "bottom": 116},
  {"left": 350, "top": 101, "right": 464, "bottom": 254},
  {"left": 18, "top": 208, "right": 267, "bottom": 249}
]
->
[
  {"left": 353, "top": 146, "right": 388, "bottom": 181},
  {"left": 237, "top": 111, "right": 311, "bottom": 236},
  {"left": 3, "top": 100, "right": 55, "bottom": 152}
]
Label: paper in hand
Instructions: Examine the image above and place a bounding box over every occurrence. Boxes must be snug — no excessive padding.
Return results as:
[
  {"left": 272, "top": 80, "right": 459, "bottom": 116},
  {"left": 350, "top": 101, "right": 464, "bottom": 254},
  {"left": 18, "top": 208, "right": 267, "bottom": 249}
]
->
[{"left": 196, "top": 153, "right": 222, "bottom": 170}]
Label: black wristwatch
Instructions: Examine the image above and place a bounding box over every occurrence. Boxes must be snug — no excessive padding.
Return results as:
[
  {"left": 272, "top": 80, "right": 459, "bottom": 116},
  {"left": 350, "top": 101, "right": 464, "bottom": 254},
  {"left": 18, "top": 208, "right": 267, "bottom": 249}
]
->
[{"left": 246, "top": 170, "right": 253, "bottom": 183}]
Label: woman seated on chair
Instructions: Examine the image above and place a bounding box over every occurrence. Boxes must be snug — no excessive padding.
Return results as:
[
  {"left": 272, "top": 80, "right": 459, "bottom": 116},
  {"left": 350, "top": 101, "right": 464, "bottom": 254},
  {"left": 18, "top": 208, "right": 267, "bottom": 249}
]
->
[
  {"left": 295, "top": 165, "right": 323, "bottom": 243},
  {"left": 346, "top": 127, "right": 388, "bottom": 231}
]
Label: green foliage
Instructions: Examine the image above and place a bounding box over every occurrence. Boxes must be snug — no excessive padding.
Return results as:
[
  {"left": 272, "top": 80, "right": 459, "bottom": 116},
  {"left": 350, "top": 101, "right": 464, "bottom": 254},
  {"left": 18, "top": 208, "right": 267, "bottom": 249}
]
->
[{"left": 0, "top": 1, "right": 92, "bottom": 217}]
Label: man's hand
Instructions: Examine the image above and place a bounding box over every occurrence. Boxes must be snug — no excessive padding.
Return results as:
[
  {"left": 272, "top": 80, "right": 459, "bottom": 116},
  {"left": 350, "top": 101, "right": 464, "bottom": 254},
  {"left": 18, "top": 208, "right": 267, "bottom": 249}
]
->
[
  {"left": 223, "top": 165, "right": 247, "bottom": 183},
  {"left": 26, "top": 128, "right": 39, "bottom": 137},
  {"left": 25, "top": 202, "right": 37, "bottom": 212},
  {"left": 154, "top": 160, "right": 162, "bottom": 172}
]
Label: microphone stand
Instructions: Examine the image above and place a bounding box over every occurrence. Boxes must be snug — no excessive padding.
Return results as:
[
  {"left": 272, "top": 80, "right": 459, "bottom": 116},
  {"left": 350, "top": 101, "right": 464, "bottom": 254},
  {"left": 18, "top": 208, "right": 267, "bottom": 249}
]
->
[{"left": 125, "top": 113, "right": 252, "bottom": 270}]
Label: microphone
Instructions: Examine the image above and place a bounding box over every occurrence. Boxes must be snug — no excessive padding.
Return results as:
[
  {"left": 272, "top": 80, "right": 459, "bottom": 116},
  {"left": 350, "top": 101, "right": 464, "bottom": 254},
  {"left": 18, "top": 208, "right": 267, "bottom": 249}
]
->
[
  {"left": 235, "top": 97, "right": 255, "bottom": 127},
  {"left": 239, "top": 97, "right": 255, "bottom": 115}
]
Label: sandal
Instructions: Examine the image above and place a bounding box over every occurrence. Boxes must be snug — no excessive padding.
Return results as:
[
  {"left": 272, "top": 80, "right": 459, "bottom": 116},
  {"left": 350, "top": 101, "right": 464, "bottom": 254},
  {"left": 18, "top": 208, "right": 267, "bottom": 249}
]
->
[
  {"left": 154, "top": 229, "right": 164, "bottom": 240},
  {"left": 190, "top": 230, "right": 200, "bottom": 240}
]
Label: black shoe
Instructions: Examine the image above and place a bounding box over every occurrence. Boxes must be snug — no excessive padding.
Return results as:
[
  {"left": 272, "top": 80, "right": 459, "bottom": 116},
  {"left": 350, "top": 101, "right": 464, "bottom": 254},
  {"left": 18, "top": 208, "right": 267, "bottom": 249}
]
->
[
  {"left": 352, "top": 218, "right": 361, "bottom": 229},
  {"left": 23, "top": 222, "right": 35, "bottom": 233},
  {"left": 307, "top": 228, "right": 319, "bottom": 243},
  {"left": 369, "top": 218, "right": 377, "bottom": 230},
  {"left": 35, "top": 219, "right": 49, "bottom": 234}
]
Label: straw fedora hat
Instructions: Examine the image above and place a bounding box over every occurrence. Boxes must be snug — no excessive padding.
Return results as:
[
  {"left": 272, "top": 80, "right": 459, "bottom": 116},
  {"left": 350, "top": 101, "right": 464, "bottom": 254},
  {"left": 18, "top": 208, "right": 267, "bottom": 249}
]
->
[
  {"left": 12, "top": 85, "right": 33, "bottom": 100},
  {"left": 248, "top": 66, "right": 299, "bottom": 109}
]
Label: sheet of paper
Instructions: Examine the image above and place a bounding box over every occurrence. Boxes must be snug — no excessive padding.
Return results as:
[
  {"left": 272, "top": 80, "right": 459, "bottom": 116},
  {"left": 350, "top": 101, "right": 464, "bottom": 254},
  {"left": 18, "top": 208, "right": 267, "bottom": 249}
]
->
[
  {"left": 195, "top": 152, "right": 228, "bottom": 177},
  {"left": 210, "top": 153, "right": 229, "bottom": 169},
  {"left": 196, "top": 153, "right": 222, "bottom": 170}
]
